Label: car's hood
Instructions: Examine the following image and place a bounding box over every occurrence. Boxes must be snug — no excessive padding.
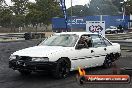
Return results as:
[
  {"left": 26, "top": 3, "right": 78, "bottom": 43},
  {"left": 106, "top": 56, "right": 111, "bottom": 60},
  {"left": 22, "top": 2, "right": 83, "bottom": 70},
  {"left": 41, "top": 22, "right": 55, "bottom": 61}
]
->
[
  {"left": 13, "top": 46, "right": 72, "bottom": 57},
  {"left": 112, "top": 43, "right": 120, "bottom": 46}
]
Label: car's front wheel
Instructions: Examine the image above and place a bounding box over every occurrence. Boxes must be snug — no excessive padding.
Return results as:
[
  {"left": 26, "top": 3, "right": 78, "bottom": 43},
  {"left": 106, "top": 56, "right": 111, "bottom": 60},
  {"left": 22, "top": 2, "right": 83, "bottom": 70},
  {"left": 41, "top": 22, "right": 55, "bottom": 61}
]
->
[
  {"left": 53, "top": 58, "right": 70, "bottom": 79},
  {"left": 103, "top": 55, "right": 112, "bottom": 68}
]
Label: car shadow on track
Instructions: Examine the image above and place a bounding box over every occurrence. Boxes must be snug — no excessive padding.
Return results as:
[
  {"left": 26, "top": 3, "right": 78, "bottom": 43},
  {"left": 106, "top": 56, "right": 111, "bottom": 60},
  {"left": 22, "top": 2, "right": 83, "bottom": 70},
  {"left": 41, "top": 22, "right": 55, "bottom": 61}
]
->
[
  {"left": 14, "top": 66, "right": 113, "bottom": 81},
  {"left": 1, "top": 66, "right": 122, "bottom": 88}
]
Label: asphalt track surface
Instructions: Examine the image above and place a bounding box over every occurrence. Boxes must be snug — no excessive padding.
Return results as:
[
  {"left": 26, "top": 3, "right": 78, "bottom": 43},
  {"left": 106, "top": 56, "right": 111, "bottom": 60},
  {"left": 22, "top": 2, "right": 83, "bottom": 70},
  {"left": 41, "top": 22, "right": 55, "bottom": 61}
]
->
[{"left": 0, "top": 40, "right": 132, "bottom": 88}]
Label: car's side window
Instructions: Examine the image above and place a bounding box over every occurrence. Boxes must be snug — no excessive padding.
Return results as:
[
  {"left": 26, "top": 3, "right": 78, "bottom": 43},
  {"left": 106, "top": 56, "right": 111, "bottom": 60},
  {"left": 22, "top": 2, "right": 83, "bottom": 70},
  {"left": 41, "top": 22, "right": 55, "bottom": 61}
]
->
[
  {"left": 91, "top": 35, "right": 106, "bottom": 48},
  {"left": 76, "top": 35, "right": 92, "bottom": 49}
]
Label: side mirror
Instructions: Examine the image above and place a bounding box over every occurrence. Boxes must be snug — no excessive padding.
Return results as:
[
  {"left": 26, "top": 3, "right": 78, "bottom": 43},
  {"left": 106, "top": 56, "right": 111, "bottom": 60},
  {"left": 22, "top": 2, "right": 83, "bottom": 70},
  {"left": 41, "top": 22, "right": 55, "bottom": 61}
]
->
[{"left": 76, "top": 44, "right": 84, "bottom": 49}]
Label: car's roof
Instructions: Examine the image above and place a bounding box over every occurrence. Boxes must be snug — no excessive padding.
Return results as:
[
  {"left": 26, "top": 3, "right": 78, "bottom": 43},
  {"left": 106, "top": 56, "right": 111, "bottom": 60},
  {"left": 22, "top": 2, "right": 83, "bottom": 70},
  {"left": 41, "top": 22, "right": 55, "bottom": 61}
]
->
[{"left": 55, "top": 32, "right": 99, "bottom": 36}]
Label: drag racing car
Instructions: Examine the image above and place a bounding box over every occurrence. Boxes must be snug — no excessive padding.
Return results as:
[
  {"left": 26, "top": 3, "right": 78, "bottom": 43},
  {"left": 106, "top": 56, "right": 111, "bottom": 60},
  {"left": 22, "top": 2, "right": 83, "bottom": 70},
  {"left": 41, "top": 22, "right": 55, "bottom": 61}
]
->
[{"left": 9, "top": 32, "right": 121, "bottom": 78}]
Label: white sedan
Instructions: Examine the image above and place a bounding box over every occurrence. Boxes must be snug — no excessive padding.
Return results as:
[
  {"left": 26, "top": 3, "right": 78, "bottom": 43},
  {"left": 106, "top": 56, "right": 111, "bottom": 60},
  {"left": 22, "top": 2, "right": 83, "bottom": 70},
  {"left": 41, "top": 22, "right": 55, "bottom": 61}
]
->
[
  {"left": 9, "top": 32, "right": 121, "bottom": 78},
  {"left": 105, "top": 26, "right": 119, "bottom": 34}
]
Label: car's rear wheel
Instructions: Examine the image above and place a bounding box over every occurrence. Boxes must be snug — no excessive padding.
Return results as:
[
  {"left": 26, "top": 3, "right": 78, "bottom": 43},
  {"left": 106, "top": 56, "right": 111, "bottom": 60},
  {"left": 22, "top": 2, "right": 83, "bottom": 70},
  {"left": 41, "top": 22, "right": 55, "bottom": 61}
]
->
[
  {"left": 18, "top": 70, "right": 31, "bottom": 75},
  {"left": 53, "top": 58, "right": 70, "bottom": 79},
  {"left": 103, "top": 55, "right": 112, "bottom": 68}
]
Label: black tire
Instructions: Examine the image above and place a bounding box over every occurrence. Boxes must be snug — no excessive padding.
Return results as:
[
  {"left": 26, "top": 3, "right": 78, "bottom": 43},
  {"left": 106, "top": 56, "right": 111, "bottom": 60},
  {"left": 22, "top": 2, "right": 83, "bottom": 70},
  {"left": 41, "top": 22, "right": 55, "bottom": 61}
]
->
[
  {"left": 53, "top": 58, "right": 70, "bottom": 79},
  {"left": 18, "top": 70, "right": 31, "bottom": 75},
  {"left": 103, "top": 55, "right": 112, "bottom": 68},
  {"left": 115, "top": 53, "right": 120, "bottom": 60},
  {"left": 115, "top": 31, "right": 118, "bottom": 34},
  {"left": 110, "top": 53, "right": 115, "bottom": 62}
]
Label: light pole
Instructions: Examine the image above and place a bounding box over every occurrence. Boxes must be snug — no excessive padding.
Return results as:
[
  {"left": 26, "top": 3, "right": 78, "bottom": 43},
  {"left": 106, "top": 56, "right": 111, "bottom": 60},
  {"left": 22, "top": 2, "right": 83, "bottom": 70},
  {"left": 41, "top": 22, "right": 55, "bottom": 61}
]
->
[
  {"left": 122, "top": 4, "right": 125, "bottom": 21},
  {"left": 119, "top": 1, "right": 126, "bottom": 32},
  {"left": 70, "top": 0, "right": 73, "bottom": 32},
  {"left": 97, "top": 6, "right": 102, "bottom": 21},
  {"left": 120, "top": 1, "right": 126, "bottom": 21}
]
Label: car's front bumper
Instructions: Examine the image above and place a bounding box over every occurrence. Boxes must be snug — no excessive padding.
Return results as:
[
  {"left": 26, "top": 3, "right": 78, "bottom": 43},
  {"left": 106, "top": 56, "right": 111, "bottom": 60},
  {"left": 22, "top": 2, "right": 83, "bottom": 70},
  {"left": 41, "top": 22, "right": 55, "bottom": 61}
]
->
[{"left": 9, "top": 60, "right": 57, "bottom": 71}]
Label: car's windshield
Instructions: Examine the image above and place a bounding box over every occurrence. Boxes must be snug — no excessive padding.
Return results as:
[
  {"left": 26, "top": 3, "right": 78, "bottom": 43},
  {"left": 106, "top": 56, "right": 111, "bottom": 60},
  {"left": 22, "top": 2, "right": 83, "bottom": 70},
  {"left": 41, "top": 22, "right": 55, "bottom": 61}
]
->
[{"left": 39, "top": 34, "right": 79, "bottom": 47}]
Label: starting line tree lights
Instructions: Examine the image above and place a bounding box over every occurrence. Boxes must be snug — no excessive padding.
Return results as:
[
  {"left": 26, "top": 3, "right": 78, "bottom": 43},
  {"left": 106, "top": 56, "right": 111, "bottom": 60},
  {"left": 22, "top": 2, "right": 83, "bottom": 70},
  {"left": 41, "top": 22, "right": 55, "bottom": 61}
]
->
[{"left": 55, "top": 0, "right": 68, "bottom": 29}]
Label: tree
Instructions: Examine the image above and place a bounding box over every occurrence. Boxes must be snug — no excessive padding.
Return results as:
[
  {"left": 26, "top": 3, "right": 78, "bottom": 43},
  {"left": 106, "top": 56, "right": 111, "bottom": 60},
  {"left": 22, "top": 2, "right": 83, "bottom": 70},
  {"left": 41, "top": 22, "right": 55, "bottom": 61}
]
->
[
  {"left": 123, "top": 0, "right": 132, "bottom": 15},
  {"left": 66, "top": 0, "right": 120, "bottom": 16},
  {"left": 0, "top": 0, "right": 12, "bottom": 27},
  {"left": 11, "top": 0, "right": 29, "bottom": 15},
  {"left": 9, "top": 0, "right": 29, "bottom": 29},
  {"left": 11, "top": 15, "right": 25, "bottom": 28},
  {"left": 88, "top": 0, "right": 119, "bottom": 15},
  {"left": 0, "top": 0, "right": 8, "bottom": 15},
  {"left": 26, "top": 2, "right": 41, "bottom": 30},
  {"left": 0, "top": 8, "right": 12, "bottom": 27},
  {"left": 26, "top": 0, "right": 62, "bottom": 31},
  {"left": 0, "top": 0, "right": 8, "bottom": 8},
  {"left": 0, "top": 0, "right": 63, "bottom": 32},
  {"left": 35, "top": 0, "right": 62, "bottom": 25},
  {"left": 67, "top": 5, "right": 87, "bottom": 16},
  {"left": 111, "top": 0, "right": 124, "bottom": 12}
]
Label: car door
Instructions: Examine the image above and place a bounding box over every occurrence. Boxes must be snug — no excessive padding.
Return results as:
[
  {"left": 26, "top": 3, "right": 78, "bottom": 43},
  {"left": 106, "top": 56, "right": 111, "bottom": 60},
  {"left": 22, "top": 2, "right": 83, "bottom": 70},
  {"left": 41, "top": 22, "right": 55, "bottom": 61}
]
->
[
  {"left": 71, "top": 35, "right": 95, "bottom": 70},
  {"left": 91, "top": 35, "right": 107, "bottom": 67},
  {"left": 102, "top": 37, "right": 113, "bottom": 54}
]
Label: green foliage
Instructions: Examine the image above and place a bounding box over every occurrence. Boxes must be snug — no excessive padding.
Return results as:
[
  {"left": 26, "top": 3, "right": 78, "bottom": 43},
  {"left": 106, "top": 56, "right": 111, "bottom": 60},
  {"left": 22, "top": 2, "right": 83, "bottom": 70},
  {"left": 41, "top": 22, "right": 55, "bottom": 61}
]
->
[
  {"left": 0, "top": 0, "right": 62, "bottom": 29},
  {"left": 25, "top": 2, "right": 40, "bottom": 26},
  {"left": 12, "top": 15, "right": 25, "bottom": 28},
  {"left": 67, "top": 0, "right": 121, "bottom": 16},
  {"left": 111, "top": 0, "right": 124, "bottom": 12},
  {"left": 88, "top": 0, "right": 119, "bottom": 15},
  {"left": 0, "top": 9, "right": 12, "bottom": 27},
  {"left": 67, "top": 5, "right": 86, "bottom": 16},
  {"left": 36, "top": 0, "right": 62, "bottom": 25},
  {"left": 124, "top": 0, "right": 132, "bottom": 15},
  {"left": 26, "top": 0, "right": 62, "bottom": 26},
  {"left": 11, "top": 0, "right": 29, "bottom": 15},
  {"left": 0, "top": 0, "right": 7, "bottom": 12}
]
